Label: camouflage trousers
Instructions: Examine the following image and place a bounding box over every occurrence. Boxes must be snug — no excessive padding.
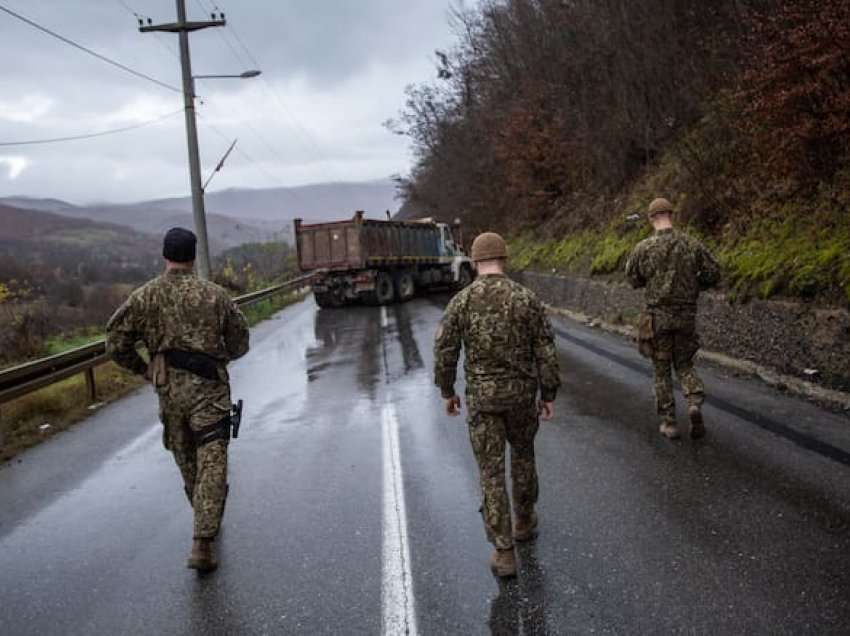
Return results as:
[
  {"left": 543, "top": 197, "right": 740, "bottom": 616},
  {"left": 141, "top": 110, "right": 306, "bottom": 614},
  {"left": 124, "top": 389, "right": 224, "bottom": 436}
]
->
[
  {"left": 468, "top": 402, "right": 540, "bottom": 550},
  {"left": 650, "top": 309, "right": 705, "bottom": 424},
  {"left": 157, "top": 369, "right": 231, "bottom": 539}
]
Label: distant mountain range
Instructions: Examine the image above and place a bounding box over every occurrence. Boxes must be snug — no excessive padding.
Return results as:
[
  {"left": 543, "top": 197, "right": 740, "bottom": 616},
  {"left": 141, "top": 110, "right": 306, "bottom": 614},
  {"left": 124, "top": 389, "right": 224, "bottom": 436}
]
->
[
  {"left": 0, "top": 203, "right": 161, "bottom": 277},
  {"left": 1, "top": 179, "right": 400, "bottom": 253},
  {"left": 132, "top": 180, "right": 400, "bottom": 222}
]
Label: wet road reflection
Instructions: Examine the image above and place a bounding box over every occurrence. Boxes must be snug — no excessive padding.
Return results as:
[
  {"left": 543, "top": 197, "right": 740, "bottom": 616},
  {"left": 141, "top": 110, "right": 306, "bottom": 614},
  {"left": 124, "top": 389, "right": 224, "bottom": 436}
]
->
[{"left": 392, "top": 302, "right": 425, "bottom": 373}]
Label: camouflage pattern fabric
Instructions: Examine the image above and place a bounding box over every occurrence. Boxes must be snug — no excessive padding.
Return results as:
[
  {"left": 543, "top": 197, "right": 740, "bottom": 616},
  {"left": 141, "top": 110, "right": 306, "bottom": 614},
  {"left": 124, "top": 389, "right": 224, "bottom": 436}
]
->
[
  {"left": 434, "top": 274, "right": 559, "bottom": 549},
  {"left": 626, "top": 229, "right": 719, "bottom": 423},
  {"left": 433, "top": 274, "right": 561, "bottom": 412},
  {"left": 159, "top": 368, "right": 231, "bottom": 538},
  {"left": 469, "top": 404, "right": 539, "bottom": 550},
  {"left": 625, "top": 228, "right": 721, "bottom": 310},
  {"left": 651, "top": 308, "right": 704, "bottom": 423},
  {"left": 106, "top": 269, "right": 249, "bottom": 539},
  {"left": 105, "top": 269, "right": 249, "bottom": 378}
]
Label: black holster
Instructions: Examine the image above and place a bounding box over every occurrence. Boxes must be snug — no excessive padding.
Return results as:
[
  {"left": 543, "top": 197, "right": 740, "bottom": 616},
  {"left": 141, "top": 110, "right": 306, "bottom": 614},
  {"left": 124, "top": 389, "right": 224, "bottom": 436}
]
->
[
  {"left": 164, "top": 350, "right": 222, "bottom": 381},
  {"left": 193, "top": 414, "right": 231, "bottom": 447}
]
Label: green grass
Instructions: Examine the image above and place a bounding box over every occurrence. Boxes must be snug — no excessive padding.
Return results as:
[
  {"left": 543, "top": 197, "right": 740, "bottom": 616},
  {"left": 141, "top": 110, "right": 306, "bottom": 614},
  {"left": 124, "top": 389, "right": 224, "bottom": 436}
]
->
[
  {"left": 717, "top": 216, "right": 850, "bottom": 303},
  {"left": 242, "top": 290, "right": 307, "bottom": 326},
  {"left": 510, "top": 225, "right": 648, "bottom": 276},
  {"left": 45, "top": 329, "right": 103, "bottom": 356},
  {"left": 0, "top": 362, "right": 144, "bottom": 463},
  {"left": 511, "top": 211, "right": 850, "bottom": 307}
]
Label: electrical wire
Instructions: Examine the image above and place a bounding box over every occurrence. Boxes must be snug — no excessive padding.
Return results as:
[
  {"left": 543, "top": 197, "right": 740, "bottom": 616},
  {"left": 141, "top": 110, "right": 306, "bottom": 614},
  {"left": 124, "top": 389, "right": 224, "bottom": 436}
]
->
[
  {"left": 114, "top": 0, "right": 180, "bottom": 61},
  {"left": 196, "top": 0, "right": 325, "bottom": 159},
  {"left": 192, "top": 0, "right": 251, "bottom": 69},
  {"left": 198, "top": 113, "right": 309, "bottom": 210},
  {"left": 239, "top": 53, "right": 325, "bottom": 159},
  {"left": 0, "top": 3, "right": 181, "bottom": 93},
  {"left": 183, "top": 0, "right": 327, "bottom": 199},
  {"left": 0, "top": 108, "right": 183, "bottom": 147}
]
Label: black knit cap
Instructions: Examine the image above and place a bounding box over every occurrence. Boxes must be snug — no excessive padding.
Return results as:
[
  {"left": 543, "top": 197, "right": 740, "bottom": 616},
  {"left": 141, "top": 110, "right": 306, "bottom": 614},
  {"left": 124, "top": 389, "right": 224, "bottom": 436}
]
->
[{"left": 162, "top": 227, "right": 197, "bottom": 263}]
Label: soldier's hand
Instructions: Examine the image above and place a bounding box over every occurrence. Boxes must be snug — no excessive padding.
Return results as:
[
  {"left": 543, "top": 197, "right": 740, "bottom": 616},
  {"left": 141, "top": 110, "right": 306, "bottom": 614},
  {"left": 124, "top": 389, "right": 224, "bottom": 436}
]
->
[
  {"left": 446, "top": 395, "right": 462, "bottom": 417},
  {"left": 539, "top": 401, "right": 555, "bottom": 421}
]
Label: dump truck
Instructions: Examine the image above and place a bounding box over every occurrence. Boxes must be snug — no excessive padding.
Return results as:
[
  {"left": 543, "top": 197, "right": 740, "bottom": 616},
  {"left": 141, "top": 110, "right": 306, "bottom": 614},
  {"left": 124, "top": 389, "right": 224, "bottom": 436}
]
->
[{"left": 294, "top": 211, "right": 474, "bottom": 307}]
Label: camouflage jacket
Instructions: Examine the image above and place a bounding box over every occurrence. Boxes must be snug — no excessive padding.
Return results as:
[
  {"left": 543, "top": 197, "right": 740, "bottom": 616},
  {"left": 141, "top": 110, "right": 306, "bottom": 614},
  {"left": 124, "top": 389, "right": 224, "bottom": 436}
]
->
[
  {"left": 434, "top": 274, "right": 561, "bottom": 412},
  {"left": 106, "top": 270, "right": 250, "bottom": 378},
  {"left": 625, "top": 229, "right": 721, "bottom": 309}
]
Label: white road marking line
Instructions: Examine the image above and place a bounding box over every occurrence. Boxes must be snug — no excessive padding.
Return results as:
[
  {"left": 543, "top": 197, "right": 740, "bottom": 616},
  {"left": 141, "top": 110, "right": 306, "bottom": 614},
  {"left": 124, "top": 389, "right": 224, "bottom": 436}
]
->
[
  {"left": 381, "top": 305, "right": 389, "bottom": 329},
  {"left": 381, "top": 400, "right": 418, "bottom": 636}
]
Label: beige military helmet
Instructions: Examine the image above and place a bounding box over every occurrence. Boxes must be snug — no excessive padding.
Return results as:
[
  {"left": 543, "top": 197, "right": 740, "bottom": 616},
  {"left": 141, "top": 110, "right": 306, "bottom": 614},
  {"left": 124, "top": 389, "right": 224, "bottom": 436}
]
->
[
  {"left": 648, "top": 198, "right": 674, "bottom": 218},
  {"left": 471, "top": 232, "right": 508, "bottom": 262}
]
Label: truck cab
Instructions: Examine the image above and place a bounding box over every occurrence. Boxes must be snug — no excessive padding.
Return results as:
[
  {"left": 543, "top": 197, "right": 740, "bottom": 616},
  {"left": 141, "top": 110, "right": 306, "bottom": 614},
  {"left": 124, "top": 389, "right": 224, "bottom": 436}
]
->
[{"left": 437, "top": 223, "right": 463, "bottom": 258}]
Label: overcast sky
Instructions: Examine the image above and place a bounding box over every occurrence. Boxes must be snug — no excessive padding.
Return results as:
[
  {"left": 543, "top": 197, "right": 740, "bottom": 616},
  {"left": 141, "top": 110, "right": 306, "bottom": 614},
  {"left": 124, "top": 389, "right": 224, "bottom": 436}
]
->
[{"left": 0, "top": 0, "right": 459, "bottom": 204}]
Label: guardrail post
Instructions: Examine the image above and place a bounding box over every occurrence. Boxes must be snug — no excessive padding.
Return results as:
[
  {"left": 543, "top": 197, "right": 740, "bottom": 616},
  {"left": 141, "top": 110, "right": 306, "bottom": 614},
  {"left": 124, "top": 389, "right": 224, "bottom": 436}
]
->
[{"left": 84, "top": 368, "right": 97, "bottom": 405}]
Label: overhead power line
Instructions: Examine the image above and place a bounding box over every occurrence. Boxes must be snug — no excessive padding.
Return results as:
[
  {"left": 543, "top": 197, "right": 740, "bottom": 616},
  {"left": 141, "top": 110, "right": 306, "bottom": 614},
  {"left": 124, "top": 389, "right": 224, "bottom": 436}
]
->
[
  {"left": 196, "top": 0, "right": 325, "bottom": 160},
  {"left": 0, "top": 3, "right": 181, "bottom": 93},
  {"left": 198, "top": 114, "right": 309, "bottom": 210},
  {"left": 115, "top": 0, "right": 180, "bottom": 61},
  {"left": 0, "top": 108, "right": 183, "bottom": 147}
]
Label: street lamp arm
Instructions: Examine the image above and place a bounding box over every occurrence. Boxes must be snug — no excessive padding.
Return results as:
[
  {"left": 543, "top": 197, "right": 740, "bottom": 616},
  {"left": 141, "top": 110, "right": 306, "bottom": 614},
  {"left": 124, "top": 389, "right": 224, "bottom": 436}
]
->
[{"left": 194, "top": 70, "right": 262, "bottom": 79}]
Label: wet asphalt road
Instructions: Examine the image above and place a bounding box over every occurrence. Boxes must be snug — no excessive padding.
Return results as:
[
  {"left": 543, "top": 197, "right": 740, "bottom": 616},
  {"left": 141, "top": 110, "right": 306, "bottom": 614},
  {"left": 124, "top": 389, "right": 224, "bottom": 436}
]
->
[{"left": 1, "top": 295, "right": 849, "bottom": 635}]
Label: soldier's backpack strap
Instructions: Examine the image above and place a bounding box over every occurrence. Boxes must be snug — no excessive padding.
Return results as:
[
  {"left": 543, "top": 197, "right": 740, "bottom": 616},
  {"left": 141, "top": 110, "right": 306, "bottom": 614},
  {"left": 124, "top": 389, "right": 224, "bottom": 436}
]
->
[{"left": 193, "top": 414, "right": 231, "bottom": 447}]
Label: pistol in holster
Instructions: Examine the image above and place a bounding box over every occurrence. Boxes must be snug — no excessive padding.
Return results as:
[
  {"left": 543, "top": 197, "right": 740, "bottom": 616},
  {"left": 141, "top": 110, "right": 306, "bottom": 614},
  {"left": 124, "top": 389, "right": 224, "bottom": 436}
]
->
[
  {"left": 193, "top": 400, "right": 244, "bottom": 447},
  {"left": 637, "top": 311, "right": 655, "bottom": 359}
]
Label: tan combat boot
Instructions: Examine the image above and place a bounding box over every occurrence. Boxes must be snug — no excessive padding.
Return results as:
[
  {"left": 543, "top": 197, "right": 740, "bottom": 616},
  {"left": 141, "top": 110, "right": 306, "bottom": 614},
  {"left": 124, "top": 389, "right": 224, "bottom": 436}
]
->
[
  {"left": 659, "top": 420, "right": 680, "bottom": 440},
  {"left": 688, "top": 406, "right": 706, "bottom": 439},
  {"left": 489, "top": 548, "right": 518, "bottom": 578},
  {"left": 187, "top": 538, "right": 218, "bottom": 572},
  {"left": 514, "top": 511, "right": 538, "bottom": 543}
]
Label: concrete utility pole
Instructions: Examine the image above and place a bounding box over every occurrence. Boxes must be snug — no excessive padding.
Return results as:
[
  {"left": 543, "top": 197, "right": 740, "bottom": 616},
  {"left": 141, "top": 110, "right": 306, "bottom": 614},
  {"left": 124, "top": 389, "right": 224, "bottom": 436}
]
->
[{"left": 140, "top": 1, "right": 226, "bottom": 280}]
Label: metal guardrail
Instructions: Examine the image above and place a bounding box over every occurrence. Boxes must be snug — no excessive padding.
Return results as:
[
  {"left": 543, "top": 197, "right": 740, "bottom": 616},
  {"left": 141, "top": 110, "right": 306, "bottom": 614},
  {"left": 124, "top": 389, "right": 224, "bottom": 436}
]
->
[{"left": 0, "top": 274, "right": 314, "bottom": 406}]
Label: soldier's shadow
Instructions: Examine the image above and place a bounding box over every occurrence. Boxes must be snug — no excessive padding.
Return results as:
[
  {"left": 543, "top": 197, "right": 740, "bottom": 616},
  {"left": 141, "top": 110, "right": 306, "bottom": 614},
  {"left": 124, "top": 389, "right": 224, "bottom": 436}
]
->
[{"left": 488, "top": 543, "right": 547, "bottom": 635}]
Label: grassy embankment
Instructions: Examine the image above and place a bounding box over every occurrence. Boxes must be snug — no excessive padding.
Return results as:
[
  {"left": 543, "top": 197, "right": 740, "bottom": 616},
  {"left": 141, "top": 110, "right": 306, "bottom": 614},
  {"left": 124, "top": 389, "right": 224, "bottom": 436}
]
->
[
  {"left": 510, "top": 114, "right": 850, "bottom": 309},
  {"left": 0, "top": 288, "right": 305, "bottom": 463}
]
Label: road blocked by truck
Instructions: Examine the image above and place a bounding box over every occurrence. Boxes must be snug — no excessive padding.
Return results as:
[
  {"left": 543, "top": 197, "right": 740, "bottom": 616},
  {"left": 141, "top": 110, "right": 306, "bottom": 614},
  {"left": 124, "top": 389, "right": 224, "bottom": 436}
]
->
[{"left": 295, "top": 211, "right": 473, "bottom": 307}]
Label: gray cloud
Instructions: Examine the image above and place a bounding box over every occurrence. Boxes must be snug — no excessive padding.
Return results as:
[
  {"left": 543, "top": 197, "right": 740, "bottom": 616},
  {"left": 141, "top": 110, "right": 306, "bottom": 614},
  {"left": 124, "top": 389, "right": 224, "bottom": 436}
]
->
[{"left": 0, "top": 0, "right": 458, "bottom": 203}]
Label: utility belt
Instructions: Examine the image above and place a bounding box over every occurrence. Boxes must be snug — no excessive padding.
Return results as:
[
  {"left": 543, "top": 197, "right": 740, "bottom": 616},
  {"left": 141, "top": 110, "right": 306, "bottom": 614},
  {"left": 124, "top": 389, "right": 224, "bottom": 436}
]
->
[{"left": 163, "top": 349, "right": 223, "bottom": 381}]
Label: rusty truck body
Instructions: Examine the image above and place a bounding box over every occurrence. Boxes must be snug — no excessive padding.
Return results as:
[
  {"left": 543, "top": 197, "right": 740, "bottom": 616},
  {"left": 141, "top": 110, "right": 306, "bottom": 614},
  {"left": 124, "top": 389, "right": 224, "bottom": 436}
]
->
[{"left": 294, "top": 211, "right": 474, "bottom": 307}]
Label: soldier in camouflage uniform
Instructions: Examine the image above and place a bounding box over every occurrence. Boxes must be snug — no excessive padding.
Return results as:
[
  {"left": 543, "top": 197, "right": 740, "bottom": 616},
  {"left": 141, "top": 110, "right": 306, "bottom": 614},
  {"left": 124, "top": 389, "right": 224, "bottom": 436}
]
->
[
  {"left": 106, "top": 228, "right": 249, "bottom": 572},
  {"left": 625, "top": 198, "right": 721, "bottom": 440},
  {"left": 434, "top": 232, "right": 561, "bottom": 578}
]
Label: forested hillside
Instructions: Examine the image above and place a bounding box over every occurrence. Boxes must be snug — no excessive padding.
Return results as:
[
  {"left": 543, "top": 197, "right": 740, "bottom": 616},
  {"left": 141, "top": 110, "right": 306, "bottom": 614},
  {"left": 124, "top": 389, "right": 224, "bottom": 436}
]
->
[{"left": 393, "top": 0, "right": 850, "bottom": 305}]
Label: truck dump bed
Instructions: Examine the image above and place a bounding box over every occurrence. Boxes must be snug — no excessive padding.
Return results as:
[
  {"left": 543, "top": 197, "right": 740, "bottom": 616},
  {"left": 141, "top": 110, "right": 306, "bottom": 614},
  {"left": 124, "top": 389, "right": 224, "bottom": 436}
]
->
[{"left": 295, "top": 212, "right": 442, "bottom": 272}]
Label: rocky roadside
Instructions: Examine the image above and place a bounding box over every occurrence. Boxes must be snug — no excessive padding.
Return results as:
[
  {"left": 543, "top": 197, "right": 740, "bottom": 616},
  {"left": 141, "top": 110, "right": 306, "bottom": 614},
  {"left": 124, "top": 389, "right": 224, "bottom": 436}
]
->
[{"left": 513, "top": 270, "right": 850, "bottom": 413}]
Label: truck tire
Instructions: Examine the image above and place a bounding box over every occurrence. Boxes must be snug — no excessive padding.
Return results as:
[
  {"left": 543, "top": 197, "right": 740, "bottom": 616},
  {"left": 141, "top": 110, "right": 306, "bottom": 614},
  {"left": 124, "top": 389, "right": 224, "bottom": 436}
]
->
[
  {"left": 375, "top": 272, "right": 396, "bottom": 305},
  {"left": 363, "top": 272, "right": 395, "bottom": 305},
  {"left": 394, "top": 271, "right": 415, "bottom": 302},
  {"left": 315, "top": 290, "right": 343, "bottom": 308}
]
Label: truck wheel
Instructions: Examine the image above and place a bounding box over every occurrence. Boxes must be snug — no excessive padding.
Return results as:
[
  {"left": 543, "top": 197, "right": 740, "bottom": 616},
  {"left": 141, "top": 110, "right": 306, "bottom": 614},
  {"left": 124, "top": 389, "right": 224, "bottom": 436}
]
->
[
  {"left": 315, "top": 290, "right": 343, "bottom": 308},
  {"left": 375, "top": 272, "right": 396, "bottom": 305},
  {"left": 394, "top": 272, "right": 415, "bottom": 302}
]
